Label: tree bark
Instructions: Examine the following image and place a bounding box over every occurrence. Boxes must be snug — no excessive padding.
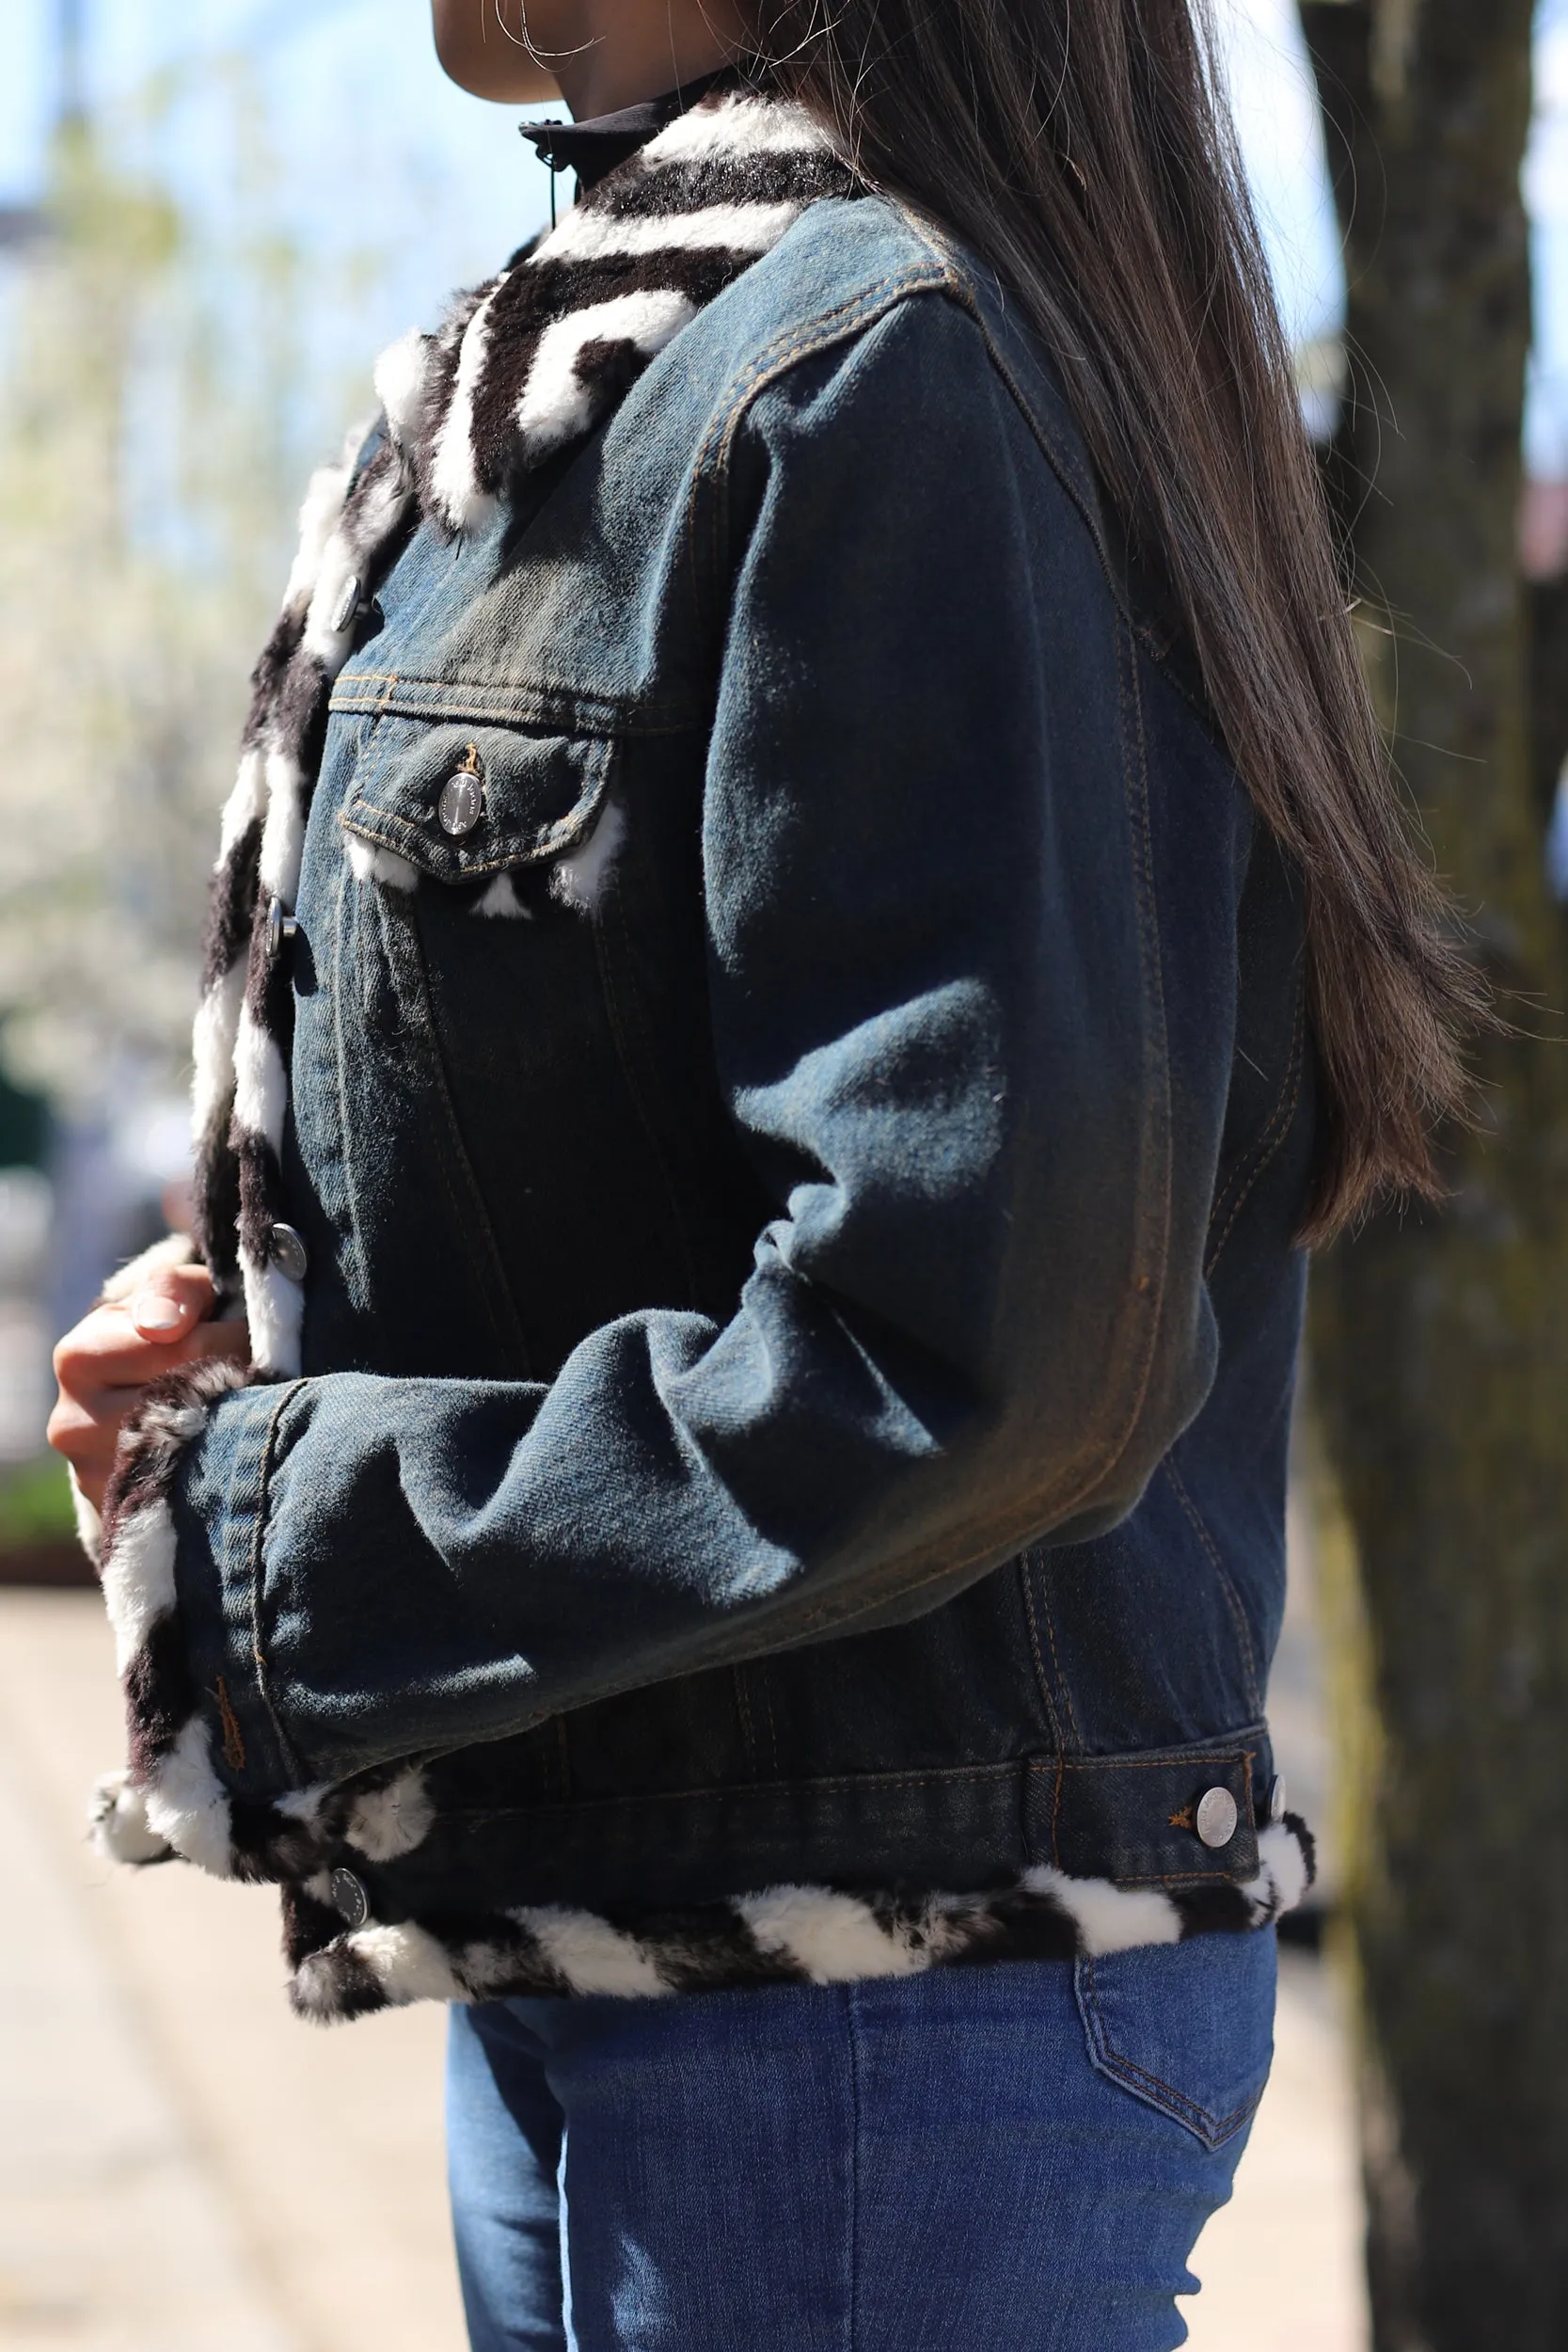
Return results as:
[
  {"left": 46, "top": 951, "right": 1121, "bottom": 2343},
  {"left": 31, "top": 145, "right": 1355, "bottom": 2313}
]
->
[{"left": 1298, "top": 7, "right": 1568, "bottom": 2345}]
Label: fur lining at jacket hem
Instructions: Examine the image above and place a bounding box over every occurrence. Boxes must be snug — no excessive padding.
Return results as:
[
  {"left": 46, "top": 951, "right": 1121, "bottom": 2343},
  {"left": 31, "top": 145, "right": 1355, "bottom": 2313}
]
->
[
  {"left": 87, "top": 1275, "right": 1316, "bottom": 2022},
  {"left": 279, "top": 1817, "right": 1315, "bottom": 2023}
]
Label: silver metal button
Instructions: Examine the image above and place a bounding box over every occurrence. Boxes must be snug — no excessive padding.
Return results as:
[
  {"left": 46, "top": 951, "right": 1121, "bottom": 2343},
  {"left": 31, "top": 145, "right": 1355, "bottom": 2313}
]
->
[
  {"left": 266, "top": 896, "right": 299, "bottom": 961},
  {"left": 328, "top": 1867, "right": 370, "bottom": 1930},
  {"left": 330, "top": 572, "right": 362, "bottom": 633},
  {"left": 1267, "top": 1773, "right": 1288, "bottom": 1827},
  {"left": 267, "top": 1222, "right": 309, "bottom": 1283},
  {"left": 1196, "top": 1786, "right": 1240, "bottom": 1850},
  {"left": 437, "top": 761, "right": 485, "bottom": 837}
]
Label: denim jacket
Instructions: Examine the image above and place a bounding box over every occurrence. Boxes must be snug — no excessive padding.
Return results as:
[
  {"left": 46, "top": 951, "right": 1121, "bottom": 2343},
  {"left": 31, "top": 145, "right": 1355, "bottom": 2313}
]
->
[{"left": 92, "top": 129, "right": 1315, "bottom": 2016}]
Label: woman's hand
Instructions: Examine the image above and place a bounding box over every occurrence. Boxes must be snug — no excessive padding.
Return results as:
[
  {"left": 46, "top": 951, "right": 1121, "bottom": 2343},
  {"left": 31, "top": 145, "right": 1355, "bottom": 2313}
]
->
[{"left": 48, "top": 1261, "right": 251, "bottom": 1514}]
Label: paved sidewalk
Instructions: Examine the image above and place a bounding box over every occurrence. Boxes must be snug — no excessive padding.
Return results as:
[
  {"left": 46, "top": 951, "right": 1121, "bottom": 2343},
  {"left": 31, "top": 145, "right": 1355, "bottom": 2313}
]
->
[{"left": 0, "top": 1590, "right": 1366, "bottom": 2351}]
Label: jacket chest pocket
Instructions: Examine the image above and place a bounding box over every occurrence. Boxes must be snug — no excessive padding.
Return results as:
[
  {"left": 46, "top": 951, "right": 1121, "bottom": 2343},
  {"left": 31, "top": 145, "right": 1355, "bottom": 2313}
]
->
[
  {"left": 340, "top": 716, "right": 616, "bottom": 894},
  {"left": 335, "top": 715, "right": 622, "bottom": 1062},
  {"left": 330, "top": 712, "right": 693, "bottom": 1377}
]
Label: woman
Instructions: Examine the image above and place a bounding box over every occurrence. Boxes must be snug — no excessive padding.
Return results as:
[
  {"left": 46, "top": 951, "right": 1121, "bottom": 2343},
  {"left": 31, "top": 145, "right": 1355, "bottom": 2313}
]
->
[{"left": 49, "top": 0, "right": 1474, "bottom": 2343}]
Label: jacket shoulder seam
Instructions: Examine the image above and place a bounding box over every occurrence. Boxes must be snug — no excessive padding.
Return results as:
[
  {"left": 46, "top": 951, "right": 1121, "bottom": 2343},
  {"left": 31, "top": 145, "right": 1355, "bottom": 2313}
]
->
[
  {"left": 892, "top": 213, "right": 1218, "bottom": 720},
  {"left": 686, "top": 253, "right": 958, "bottom": 632}
]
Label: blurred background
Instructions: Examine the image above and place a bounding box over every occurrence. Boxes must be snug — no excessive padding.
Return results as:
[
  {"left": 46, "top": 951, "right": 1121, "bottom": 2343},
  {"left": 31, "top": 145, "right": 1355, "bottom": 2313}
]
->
[{"left": 1, "top": 3, "right": 1564, "bottom": 2348}]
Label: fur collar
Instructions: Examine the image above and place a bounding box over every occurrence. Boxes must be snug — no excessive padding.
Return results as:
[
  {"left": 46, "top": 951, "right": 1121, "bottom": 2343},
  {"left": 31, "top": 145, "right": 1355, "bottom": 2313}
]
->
[
  {"left": 382, "top": 87, "right": 856, "bottom": 536},
  {"left": 191, "top": 86, "right": 855, "bottom": 1373}
]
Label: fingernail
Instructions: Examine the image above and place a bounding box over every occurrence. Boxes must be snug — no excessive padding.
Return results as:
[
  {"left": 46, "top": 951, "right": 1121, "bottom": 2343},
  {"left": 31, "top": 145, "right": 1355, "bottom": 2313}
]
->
[{"left": 133, "top": 1293, "right": 184, "bottom": 1333}]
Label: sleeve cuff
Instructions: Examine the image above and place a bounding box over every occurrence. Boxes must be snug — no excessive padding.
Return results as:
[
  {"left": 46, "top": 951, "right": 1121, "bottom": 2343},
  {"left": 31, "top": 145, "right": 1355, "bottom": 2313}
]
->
[{"left": 91, "top": 1361, "right": 329, "bottom": 1881}]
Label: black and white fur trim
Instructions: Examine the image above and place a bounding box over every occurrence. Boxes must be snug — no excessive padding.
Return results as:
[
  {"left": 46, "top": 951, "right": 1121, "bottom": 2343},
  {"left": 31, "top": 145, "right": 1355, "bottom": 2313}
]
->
[
  {"left": 189, "top": 87, "right": 854, "bottom": 1381},
  {"left": 381, "top": 90, "right": 852, "bottom": 535},
  {"left": 285, "top": 1819, "right": 1316, "bottom": 2023},
  {"left": 89, "top": 1357, "right": 310, "bottom": 1881},
  {"left": 92, "top": 92, "right": 1313, "bottom": 2011},
  {"left": 89, "top": 1354, "right": 1314, "bottom": 2010},
  {"left": 89, "top": 1356, "right": 449, "bottom": 1884},
  {"left": 191, "top": 427, "right": 414, "bottom": 1376}
]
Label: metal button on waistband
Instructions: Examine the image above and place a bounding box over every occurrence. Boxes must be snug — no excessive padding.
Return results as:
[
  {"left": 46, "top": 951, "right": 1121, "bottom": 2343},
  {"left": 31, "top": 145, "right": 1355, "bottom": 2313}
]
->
[
  {"left": 330, "top": 571, "right": 362, "bottom": 634},
  {"left": 1266, "top": 1773, "right": 1288, "bottom": 1827},
  {"left": 437, "top": 752, "right": 485, "bottom": 837},
  {"left": 1196, "top": 1786, "right": 1240, "bottom": 1850},
  {"left": 267, "top": 1221, "right": 309, "bottom": 1283},
  {"left": 266, "top": 896, "right": 299, "bottom": 961},
  {"left": 329, "top": 1867, "right": 370, "bottom": 1931}
]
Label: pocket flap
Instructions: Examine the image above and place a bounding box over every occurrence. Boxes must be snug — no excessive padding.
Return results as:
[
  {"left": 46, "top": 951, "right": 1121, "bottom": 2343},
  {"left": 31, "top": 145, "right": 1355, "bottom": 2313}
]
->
[{"left": 339, "top": 719, "right": 614, "bottom": 883}]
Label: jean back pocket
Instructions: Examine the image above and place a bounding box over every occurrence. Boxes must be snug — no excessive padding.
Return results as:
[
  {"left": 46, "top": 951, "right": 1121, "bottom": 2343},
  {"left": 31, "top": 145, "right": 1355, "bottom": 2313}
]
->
[{"left": 1075, "top": 1927, "right": 1276, "bottom": 2149}]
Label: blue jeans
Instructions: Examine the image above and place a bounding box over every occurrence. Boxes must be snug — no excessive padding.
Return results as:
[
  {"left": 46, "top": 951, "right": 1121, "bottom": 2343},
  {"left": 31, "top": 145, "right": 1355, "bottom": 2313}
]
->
[{"left": 445, "top": 1931, "right": 1275, "bottom": 2351}]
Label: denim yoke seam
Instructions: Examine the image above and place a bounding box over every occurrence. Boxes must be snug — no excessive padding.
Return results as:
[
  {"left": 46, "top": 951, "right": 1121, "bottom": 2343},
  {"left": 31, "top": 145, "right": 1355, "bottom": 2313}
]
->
[
  {"left": 1080, "top": 1956, "right": 1265, "bottom": 2145},
  {"left": 329, "top": 669, "right": 697, "bottom": 737},
  {"left": 244, "top": 1378, "right": 310, "bottom": 1783},
  {"left": 1203, "top": 964, "right": 1307, "bottom": 1280},
  {"left": 1161, "top": 1458, "right": 1262, "bottom": 1716}
]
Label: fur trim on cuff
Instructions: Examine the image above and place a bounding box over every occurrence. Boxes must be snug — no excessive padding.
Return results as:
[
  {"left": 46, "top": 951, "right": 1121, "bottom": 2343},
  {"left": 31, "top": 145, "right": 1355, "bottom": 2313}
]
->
[
  {"left": 90, "top": 1356, "right": 333, "bottom": 1882},
  {"left": 282, "top": 1813, "right": 1319, "bottom": 2025}
]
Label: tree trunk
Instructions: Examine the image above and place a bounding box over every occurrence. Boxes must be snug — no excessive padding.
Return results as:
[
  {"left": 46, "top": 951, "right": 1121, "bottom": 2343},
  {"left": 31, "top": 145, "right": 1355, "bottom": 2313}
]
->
[{"left": 1298, "top": 7, "right": 1568, "bottom": 2344}]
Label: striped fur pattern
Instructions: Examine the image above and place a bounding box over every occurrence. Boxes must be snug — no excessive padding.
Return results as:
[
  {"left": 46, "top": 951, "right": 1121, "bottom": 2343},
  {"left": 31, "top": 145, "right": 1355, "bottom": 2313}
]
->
[
  {"left": 88, "top": 1349, "right": 442, "bottom": 1885},
  {"left": 90, "top": 90, "right": 1315, "bottom": 2013},
  {"left": 285, "top": 1818, "right": 1316, "bottom": 2023},
  {"left": 89, "top": 1357, "right": 1315, "bottom": 2014},
  {"left": 189, "top": 87, "right": 855, "bottom": 1380},
  {"left": 90, "top": 1358, "right": 331, "bottom": 1883}
]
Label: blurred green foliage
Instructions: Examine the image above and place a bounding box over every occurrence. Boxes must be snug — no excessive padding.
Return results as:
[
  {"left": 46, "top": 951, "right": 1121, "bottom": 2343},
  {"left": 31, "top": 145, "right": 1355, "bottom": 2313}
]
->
[
  {"left": 0, "top": 69, "right": 390, "bottom": 1119},
  {"left": 0, "top": 1453, "right": 75, "bottom": 1548}
]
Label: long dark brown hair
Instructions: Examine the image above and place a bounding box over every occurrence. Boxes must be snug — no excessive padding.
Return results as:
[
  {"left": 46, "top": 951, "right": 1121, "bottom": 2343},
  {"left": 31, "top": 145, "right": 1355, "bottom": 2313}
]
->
[{"left": 752, "top": 0, "right": 1480, "bottom": 1241}]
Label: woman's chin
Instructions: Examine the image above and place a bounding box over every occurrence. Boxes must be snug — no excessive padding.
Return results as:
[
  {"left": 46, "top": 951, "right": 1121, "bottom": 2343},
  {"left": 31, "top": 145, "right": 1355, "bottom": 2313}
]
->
[{"left": 431, "top": 6, "right": 562, "bottom": 103}]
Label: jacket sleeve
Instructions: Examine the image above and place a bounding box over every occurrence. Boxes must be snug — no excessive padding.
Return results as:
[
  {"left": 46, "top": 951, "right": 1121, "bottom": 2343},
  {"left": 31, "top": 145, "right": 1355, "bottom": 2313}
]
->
[{"left": 146, "top": 291, "right": 1225, "bottom": 1806}]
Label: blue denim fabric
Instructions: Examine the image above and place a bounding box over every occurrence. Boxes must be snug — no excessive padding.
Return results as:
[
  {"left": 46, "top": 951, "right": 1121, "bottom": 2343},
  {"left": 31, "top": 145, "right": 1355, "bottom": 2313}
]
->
[
  {"left": 445, "top": 1932, "right": 1277, "bottom": 2351},
  {"left": 166, "top": 197, "right": 1314, "bottom": 1917}
]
